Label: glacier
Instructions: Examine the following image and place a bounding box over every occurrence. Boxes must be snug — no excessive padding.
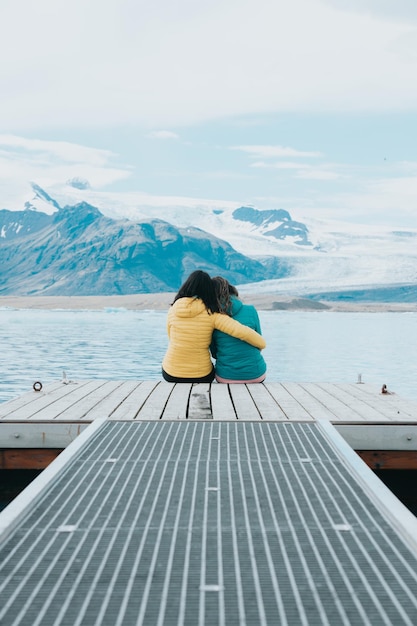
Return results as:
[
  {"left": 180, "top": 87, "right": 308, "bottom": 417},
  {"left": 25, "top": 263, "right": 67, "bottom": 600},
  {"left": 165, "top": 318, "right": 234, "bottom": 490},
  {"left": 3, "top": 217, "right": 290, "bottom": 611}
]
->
[{"left": 3, "top": 180, "right": 417, "bottom": 298}]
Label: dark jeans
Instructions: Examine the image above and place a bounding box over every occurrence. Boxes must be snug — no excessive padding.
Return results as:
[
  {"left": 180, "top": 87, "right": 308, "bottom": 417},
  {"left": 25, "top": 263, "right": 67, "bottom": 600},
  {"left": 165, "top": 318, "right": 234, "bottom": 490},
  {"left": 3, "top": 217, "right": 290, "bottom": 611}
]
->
[{"left": 162, "top": 368, "right": 215, "bottom": 383}]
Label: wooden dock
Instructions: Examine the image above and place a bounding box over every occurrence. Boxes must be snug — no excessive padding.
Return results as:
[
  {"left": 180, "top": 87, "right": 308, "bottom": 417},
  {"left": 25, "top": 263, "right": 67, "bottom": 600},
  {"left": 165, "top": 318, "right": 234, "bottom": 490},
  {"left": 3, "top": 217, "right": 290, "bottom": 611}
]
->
[
  {"left": 1, "top": 380, "right": 417, "bottom": 625},
  {"left": 1, "top": 380, "right": 417, "bottom": 470}
]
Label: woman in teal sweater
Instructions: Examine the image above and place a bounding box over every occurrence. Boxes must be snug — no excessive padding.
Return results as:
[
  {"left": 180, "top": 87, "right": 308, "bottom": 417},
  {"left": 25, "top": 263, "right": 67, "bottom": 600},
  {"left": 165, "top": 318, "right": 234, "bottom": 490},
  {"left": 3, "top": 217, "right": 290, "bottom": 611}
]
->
[{"left": 211, "top": 276, "right": 267, "bottom": 383}]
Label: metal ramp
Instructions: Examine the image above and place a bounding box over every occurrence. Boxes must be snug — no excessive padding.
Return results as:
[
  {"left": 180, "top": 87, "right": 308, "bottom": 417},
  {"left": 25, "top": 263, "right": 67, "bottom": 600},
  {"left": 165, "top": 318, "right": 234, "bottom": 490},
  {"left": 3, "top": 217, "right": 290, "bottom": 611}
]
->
[{"left": 1, "top": 420, "right": 417, "bottom": 625}]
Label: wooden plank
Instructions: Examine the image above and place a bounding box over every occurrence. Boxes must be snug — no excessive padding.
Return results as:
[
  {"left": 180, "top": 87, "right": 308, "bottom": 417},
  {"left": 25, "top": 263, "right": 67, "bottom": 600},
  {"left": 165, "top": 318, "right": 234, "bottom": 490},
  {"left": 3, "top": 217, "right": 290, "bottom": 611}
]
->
[
  {"left": 357, "top": 450, "right": 417, "bottom": 470},
  {"left": 0, "top": 381, "right": 65, "bottom": 419},
  {"left": 160, "top": 383, "right": 192, "bottom": 420},
  {"left": 228, "top": 385, "right": 261, "bottom": 420},
  {"left": 108, "top": 381, "right": 158, "bottom": 420},
  {"left": 52, "top": 380, "right": 121, "bottom": 421},
  {"left": 245, "top": 384, "right": 288, "bottom": 421},
  {"left": 318, "top": 383, "right": 394, "bottom": 422},
  {"left": 342, "top": 383, "right": 417, "bottom": 422},
  {"left": 298, "top": 383, "right": 367, "bottom": 422},
  {"left": 0, "top": 381, "right": 87, "bottom": 421},
  {"left": 0, "top": 449, "right": 62, "bottom": 470},
  {"left": 335, "top": 424, "right": 417, "bottom": 451},
  {"left": 266, "top": 383, "right": 314, "bottom": 421},
  {"left": 136, "top": 382, "right": 175, "bottom": 420},
  {"left": 0, "top": 423, "right": 88, "bottom": 448},
  {"left": 211, "top": 384, "right": 237, "bottom": 420},
  {"left": 83, "top": 381, "right": 140, "bottom": 421},
  {"left": 29, "top": 380, "right": 111, "bottom": 422},
  {"left": 3, "top": 380, "right": 416, "bottom": 427},
  {"left": 188, "top": 383, "right": 212, "bottom": 419}
]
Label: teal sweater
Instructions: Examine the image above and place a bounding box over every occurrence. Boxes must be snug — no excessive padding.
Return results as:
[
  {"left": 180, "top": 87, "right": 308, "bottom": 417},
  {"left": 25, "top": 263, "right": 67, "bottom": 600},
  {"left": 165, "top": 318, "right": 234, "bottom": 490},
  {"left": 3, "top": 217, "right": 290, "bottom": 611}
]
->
[{"left": 211, "top": 297, "right": 267, "bottom": 380}]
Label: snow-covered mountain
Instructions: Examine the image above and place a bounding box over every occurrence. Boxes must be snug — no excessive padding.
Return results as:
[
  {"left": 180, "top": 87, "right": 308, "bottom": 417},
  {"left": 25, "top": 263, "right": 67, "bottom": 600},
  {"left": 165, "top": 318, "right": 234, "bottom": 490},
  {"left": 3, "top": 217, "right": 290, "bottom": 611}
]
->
[
  {"left": 0, "top": 202, "right": 288, "bottom": 296},
  {"left": 2, "top": 181, "right": 417, "bottom": 298}
]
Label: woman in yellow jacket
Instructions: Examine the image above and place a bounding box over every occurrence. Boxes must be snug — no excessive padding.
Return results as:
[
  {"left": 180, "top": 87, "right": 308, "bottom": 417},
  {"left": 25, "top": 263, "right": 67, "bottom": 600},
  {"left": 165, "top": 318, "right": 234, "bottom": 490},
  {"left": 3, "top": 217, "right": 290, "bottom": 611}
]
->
[{"left": 162, "top": 270, "right": 266, "bottom": 383}]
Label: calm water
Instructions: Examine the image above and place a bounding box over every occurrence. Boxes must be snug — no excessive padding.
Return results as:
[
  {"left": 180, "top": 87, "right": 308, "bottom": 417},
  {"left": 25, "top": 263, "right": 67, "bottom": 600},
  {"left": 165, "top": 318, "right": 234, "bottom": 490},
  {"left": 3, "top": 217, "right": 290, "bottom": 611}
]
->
[{"left": 0, "top": 308, "right": 416, "bottom": 403}]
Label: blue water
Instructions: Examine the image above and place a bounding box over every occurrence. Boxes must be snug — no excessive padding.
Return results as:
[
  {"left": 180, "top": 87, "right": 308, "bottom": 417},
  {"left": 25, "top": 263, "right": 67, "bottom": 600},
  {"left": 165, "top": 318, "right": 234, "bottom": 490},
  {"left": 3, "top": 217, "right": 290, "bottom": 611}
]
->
[{"left": 0, "top": 308, "right": 416, "bottom": 403}]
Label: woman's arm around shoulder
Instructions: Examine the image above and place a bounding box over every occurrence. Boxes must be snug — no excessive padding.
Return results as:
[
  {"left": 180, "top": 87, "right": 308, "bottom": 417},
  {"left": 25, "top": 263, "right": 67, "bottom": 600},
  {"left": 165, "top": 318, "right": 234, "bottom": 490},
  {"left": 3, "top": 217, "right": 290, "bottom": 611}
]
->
[{"left": 213, "top": 313, "right": 266, "bottom": 349}]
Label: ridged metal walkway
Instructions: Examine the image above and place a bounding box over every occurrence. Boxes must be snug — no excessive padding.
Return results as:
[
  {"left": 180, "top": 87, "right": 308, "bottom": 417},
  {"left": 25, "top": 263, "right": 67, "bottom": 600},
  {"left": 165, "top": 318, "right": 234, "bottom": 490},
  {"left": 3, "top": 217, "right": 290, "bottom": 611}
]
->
[{"left": 1, "top": 420, "right": 417, "bottom": 625}]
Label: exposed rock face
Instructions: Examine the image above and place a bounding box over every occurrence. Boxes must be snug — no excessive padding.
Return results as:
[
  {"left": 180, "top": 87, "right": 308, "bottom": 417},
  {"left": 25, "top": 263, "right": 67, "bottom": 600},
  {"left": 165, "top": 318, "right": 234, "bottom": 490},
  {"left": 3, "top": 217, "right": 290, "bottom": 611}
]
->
[
  {"left": 0, "top": 209, "right": 52, "bottom": 240},
  {"left": 233, "top": 206, "right": 311, "bottom": 245},
  {"left": 3, "top": 186, "right": 415, "bottom": 301},
  {"left": 0, "top": 202, "right": 285, "bottom": 295}
]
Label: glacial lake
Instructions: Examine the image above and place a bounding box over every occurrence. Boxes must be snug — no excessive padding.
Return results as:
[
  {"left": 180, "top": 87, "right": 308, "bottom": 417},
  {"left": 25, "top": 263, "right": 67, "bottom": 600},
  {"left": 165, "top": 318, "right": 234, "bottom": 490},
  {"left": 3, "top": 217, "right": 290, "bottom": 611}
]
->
[{"left": 0, "top": 307, "right": 416, "bottom": 404}]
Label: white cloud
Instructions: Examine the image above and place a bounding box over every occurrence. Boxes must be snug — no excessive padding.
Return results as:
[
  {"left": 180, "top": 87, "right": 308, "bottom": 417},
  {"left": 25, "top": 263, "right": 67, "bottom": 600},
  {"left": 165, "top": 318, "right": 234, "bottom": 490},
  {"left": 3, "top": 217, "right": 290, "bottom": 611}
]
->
[
  {"left": 0, "top": 135, "right": 132, "bottom": 209},
  {"left": 367, "top": 175, "right": 417, "bottom": 203},
  {"left": 248, "top": 155, "right": 343, "bottom": 180},
  {"left": 233, "top": 145, "right": 322, "bottom": 159},
  {"left": 397, "top": 161, "right": 417, "bottom": 174},
  {"left": 1, "top": 0, "right": 417, "bottom": 130},
  {"left": 251, "top": 161, "right": 301, "bottom": 169},
  {"left": 319, "top": 0, "right": 417, "bottom": 22},
  {"left": 147, "top": 130, "right": 180, "bottom": 140},
  {"left": 0, "top": 135, "right": 116, "bottom": 166},
  {"left": 295, "top": 169, "right": 341, "bottom": 181},
  {"left": 304, "top": 175, "right": 417, "bottom": 227}
]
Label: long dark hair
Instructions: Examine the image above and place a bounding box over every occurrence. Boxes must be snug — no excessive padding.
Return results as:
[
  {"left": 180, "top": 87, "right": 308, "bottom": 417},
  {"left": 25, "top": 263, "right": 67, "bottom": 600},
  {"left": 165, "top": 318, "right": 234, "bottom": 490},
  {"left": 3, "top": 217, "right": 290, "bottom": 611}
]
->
[
  {"left": 173, "top": 270, "right": 219, "bottom": 313},
  {"left": 212, "top": 276, "right": 239, "bottom": 314}
]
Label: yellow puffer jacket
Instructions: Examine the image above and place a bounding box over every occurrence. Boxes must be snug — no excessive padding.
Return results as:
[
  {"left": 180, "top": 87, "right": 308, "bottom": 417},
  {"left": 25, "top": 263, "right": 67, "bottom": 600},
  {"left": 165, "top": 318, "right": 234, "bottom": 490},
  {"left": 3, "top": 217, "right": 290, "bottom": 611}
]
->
[{"left": 162, "top": 297, "right": 266, "bottom": 379}]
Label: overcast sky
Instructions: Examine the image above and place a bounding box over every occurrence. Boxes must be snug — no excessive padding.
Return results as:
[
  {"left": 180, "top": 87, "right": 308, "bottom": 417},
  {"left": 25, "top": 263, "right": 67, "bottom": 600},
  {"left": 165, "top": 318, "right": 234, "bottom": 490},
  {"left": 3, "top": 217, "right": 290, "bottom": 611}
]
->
[{"left": 1, "top": 0, "right": 417, "bottom": 226}]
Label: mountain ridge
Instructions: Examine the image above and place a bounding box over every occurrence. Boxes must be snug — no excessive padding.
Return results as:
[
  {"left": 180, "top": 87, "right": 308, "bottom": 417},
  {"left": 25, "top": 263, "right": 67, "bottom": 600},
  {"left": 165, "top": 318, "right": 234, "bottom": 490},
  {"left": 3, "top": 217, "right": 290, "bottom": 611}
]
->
[
  {"left": 0, "top": 201, "right": 287, "bottom": 295},
  {"left": 1, "top": 182, "right": 417, "bottom": 300}
]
